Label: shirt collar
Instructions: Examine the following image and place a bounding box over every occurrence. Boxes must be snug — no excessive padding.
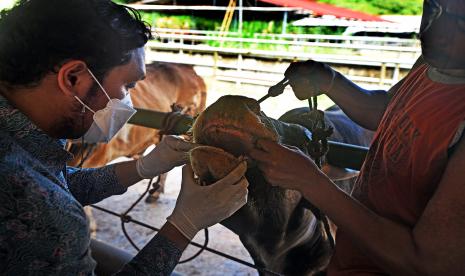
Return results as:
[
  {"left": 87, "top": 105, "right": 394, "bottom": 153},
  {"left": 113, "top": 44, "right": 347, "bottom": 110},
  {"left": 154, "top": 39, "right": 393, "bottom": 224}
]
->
[
  {"left": 427, "top": 66, "right": 465, "bottom": 84},
  {"left": 0, "top": 95, "right": 73, "bottom": 166}
]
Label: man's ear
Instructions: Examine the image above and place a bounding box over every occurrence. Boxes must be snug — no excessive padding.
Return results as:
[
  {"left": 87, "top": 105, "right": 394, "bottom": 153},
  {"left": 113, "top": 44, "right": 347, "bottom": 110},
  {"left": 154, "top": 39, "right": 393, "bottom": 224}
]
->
[{"left": 56, "top": 60, "right": 90, "bottom": 97}]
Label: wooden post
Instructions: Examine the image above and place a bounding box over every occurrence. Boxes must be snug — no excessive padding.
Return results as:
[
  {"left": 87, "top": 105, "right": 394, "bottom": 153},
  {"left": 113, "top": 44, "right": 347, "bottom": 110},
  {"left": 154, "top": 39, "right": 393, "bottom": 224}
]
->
[
  {"left": 379, "top": 62, "right": 386, "bottom": 86},
  {"left": 393, "top": 63, "right": 400, "bottom": 83},
  {"left": 213, "top": 51, "right": 219, "bottom": 79},
  {"left": 179, "top": 38, "right": 184, "bottom": 55},
  {"left": 236, "top": 53, "right": 242, "bottom": 86}
]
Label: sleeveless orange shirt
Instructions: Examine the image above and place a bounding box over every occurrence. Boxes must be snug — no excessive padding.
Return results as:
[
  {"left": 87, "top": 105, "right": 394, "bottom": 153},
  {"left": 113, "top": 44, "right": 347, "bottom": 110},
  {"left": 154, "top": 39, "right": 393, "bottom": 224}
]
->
[{"left": 327, "top": 64, "right": 465, "bottom": 275}]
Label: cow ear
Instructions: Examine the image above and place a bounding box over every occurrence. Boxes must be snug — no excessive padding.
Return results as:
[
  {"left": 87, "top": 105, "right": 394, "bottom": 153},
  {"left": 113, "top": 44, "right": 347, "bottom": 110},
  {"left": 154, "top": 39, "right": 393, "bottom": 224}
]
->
[
  {"left": 56, "top": 60, "right": 89, "bottom": 97},
  {"left": 322, "top": 165, "right": 359, "bottom": 181}
]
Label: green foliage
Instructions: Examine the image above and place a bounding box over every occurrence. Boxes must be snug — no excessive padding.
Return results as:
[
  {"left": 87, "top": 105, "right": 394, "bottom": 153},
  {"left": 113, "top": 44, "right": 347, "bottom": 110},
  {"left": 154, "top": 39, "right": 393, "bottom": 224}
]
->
[
  {"left": 141, "top": 12, "right": 343, "bottom": 35},
  {"left": 138, "top": 10, "right": 348, "bottom": 52},
  {"left": 317, "top": 0, "right": 423, "bottom": 15},
  {"left": 112, "top": 0, "right": 422, "bottom": 53},
  {"left": 141, "top": 12, "right": 193, "bottom": 29}
]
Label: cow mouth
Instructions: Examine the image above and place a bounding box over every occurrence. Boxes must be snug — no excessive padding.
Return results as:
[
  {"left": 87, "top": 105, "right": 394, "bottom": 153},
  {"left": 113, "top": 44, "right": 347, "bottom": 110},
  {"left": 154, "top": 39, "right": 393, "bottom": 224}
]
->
[
  {"left": 190, "top": 95, "right": 279, "bottom": 182},
  {"left": 190, "top": 145, "right": 243, "bottom": 185},
  {"left": 198, "top": 120, "right": 273, "bottom": 156}
]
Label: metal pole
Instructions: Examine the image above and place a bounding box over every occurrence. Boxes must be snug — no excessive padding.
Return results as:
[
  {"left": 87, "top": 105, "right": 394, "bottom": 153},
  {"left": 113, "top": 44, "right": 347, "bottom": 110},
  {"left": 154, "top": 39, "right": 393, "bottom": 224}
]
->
[
  {"left": 326, "top": 141, "right": 368, "bottom": 171},
  {"left": 238, "top": 0, "right": 243, "bottom": 35},
  {"left": 282, "top": 11, "right": 288, "bottom": 35},
  {"left": 128, "top": 108, "right": 193, "bottom": 135}
]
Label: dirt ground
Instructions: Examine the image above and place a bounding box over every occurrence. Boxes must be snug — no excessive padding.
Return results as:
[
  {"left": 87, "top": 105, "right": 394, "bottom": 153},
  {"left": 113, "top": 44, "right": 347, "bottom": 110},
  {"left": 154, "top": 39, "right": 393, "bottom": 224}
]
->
[{"left": 92, "top": 76, "right": 337, "bottom": 275}]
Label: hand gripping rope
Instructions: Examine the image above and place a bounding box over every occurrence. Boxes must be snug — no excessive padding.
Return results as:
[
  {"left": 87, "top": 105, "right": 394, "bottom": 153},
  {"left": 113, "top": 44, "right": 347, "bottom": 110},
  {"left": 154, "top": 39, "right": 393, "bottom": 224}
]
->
[
  {"left": 303, "top": 95, "right": 336, "bottom": 250},
  {"left": 260, "top": 79, "right": 335, "bottom": 249}
]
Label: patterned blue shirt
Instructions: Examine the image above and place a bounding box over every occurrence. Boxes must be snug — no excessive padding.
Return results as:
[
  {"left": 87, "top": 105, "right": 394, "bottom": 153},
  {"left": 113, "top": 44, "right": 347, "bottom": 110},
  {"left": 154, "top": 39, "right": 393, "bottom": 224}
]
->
[{"left": 0, "top": 95, "right": 182, "bottom": 275}]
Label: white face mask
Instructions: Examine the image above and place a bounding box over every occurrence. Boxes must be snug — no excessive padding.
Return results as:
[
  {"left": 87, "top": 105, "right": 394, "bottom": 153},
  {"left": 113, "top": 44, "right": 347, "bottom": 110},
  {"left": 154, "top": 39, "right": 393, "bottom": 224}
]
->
[{"left": 74, "top": 69, "right": 137, "bottom": 143}]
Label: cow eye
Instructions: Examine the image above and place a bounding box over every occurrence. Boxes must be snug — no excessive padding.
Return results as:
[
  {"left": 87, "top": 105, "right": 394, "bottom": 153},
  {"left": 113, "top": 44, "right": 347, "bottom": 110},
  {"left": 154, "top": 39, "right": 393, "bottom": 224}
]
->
[{"left": 125, "top": 82, "right": 136, "bottom": 90}]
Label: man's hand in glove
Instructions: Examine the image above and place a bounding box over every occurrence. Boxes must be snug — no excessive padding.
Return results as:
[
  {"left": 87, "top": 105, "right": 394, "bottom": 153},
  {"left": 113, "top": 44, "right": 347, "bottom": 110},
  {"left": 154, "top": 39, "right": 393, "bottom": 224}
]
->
[
  {"left": 136, "top": 135, "right": 197, "bottom": 179},
  {"left": 167, "top": 162, "right": 249, "bottom": 240}
]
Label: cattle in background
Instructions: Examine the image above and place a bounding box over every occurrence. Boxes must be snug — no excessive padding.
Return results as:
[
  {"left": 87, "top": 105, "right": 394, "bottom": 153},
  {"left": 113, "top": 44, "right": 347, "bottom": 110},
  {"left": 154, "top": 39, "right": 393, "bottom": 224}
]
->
[
  {"left": 67, "top": 61, "right": 207, "bottom": 169},
  {"left": 67, "top": 62, "right": 207, "bottom": 236}
]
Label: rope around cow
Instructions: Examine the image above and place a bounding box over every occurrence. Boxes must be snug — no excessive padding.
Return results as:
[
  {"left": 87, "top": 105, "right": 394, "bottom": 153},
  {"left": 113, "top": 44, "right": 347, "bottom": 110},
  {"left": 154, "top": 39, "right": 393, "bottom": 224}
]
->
[{"left": 304, "top": 96, "right": 336, "bottom": 249}]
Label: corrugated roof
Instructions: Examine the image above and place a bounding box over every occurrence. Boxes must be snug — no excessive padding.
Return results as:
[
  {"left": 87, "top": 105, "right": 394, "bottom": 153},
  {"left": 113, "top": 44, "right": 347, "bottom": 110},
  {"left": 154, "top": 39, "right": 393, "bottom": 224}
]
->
[{"left": 258, "top": 0, "right": 385, "bottom": 21}]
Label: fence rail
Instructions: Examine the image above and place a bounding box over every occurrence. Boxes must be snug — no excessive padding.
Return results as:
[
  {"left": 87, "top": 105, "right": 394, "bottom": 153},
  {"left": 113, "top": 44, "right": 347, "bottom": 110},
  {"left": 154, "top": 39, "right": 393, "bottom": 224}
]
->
[
  {"left": 147, "top": 28, "right": 421, "bottom": 88},
  {"left": 154, "top": 33, "right": 420, "bottom": 53},
  {"left": 153, "top": 27, "right": 420, "bottom": 46}
]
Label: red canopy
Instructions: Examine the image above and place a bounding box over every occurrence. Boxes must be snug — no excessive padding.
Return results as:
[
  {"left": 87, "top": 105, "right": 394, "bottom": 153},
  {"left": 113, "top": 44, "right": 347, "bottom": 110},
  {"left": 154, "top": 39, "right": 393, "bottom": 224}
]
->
[{"left": 258, "top": 0, "right": 385, "bottom": 22}]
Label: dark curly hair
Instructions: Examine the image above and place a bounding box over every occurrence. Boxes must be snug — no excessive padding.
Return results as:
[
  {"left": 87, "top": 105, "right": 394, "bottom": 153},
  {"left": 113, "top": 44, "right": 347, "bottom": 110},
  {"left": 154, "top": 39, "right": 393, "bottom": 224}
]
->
[{"left": 0, "top": 0, "right": 152, "bottom": 87}]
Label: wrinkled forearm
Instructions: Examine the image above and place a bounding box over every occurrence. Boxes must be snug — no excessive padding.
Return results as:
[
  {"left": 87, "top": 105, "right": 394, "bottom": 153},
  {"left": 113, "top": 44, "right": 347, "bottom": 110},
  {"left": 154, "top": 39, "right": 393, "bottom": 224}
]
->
[
  {"left": 325, "top": 55, "right": 425, "bottom": 131},
  {"left": 326, "top": 71, "right": 390, "bottom": 131}
]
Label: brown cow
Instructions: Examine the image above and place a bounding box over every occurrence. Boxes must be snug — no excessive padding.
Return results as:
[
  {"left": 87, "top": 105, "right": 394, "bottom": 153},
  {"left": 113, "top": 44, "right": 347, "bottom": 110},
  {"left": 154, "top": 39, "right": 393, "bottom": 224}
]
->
[
  {"left": 67, "top": 61, "right": 207, "bottom": 168},
  {"left": 67, "top": 62, "right": 206, "bottom": 235}
]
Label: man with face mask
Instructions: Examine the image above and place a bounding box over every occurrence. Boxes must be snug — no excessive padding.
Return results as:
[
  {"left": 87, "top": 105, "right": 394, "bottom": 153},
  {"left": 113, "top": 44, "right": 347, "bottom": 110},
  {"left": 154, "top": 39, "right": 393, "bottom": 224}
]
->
[
  {"left": 0, "top": 0, "right": 248, "bottom": 275},
  {"left": 250, "top": 0, "right": 465, "bottom": 274}
]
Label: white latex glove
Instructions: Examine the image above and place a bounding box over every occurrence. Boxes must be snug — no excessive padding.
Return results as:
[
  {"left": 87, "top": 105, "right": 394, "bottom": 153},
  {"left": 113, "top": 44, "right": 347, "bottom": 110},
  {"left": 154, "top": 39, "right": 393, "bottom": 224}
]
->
[
  {"left": 167, "top": 162, "right": 249, "bottom": 240},
  {"left": 136, "top": 135, "right": 197, "bottom": 179}
]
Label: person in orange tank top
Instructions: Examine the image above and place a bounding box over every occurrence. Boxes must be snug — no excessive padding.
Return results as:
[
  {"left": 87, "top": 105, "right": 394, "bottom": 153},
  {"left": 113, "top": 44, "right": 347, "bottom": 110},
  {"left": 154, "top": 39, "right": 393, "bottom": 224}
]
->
[{"left": 250, "top": 0, "right": 465, "bottom": 274}]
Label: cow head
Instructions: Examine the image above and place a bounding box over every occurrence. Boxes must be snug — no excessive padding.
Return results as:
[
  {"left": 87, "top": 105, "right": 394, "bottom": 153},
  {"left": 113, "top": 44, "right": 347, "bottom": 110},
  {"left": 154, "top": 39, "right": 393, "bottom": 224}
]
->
[
  {"left": 192, "top": 95, "right": 279, "bottom": 157},
  {"left": 189, "top": 95, "right": 331, "bottom": 275}
]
